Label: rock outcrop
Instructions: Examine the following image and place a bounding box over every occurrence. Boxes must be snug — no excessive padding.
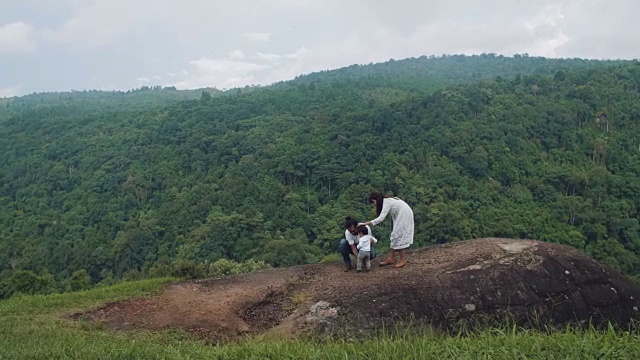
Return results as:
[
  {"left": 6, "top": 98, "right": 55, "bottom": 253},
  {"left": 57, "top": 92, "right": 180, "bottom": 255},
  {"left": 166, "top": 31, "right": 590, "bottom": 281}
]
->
[
  {"left": 323, "top": 238, "right": 640, "bottom": 333},
  {"left": 75, "top": 238, "right": 640, "bottom": 340}
]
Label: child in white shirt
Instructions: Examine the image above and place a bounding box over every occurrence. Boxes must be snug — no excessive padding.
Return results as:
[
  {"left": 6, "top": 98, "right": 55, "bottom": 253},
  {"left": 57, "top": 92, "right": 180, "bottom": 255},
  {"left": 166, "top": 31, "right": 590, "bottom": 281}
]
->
[{"left": 356, "top": 225, "right": 377, "bottom": 272}]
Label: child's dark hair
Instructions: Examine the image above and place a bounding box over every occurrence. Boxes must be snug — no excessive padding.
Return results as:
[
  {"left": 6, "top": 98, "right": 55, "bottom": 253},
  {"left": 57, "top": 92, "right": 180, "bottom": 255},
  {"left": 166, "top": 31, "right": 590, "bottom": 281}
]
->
[
  {"left": 356, "top": 225, "right": 368, "bottom": 235},
  {"left": 344, "top": 217, "right": 358, "bottom": 229}
]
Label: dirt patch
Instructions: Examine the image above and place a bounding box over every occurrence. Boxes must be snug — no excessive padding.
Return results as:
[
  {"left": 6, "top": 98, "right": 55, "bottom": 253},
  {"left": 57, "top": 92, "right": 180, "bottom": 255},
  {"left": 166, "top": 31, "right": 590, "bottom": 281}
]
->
[
  {"left": 241, "top": 293, "right": 294, "bottom": 332},
  {"left": 69, "top": 238, "right": 640, "bottom": 341},
  {"left": 240, "top": 271, "right": 315, "bottom": 332},
  {"left": 69, "top": 298, "right": 161, "bottom": 330}
]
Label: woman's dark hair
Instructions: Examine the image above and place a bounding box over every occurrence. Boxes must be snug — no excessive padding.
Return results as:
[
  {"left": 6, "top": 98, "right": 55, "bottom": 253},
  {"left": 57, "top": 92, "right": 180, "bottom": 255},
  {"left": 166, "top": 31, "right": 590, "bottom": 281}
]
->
[
  {"left": 368, "top": 192, "right": 384, "bottom": 216},
  {"left": 344, "top": 217, "right": 358, "bottom": 229}
]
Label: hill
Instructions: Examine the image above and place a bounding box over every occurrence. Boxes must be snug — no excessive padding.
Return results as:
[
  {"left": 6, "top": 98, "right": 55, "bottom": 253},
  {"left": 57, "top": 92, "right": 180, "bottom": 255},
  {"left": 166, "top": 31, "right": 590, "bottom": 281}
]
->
[
  {"left": 1, "top": 55, "right": 640, "bottom": 296},
  {"left": 0, "top": 86, "right": 215, "bottom": 109},
  {"left": 284, "top": 53, "right": 625, "bottom": 92}
]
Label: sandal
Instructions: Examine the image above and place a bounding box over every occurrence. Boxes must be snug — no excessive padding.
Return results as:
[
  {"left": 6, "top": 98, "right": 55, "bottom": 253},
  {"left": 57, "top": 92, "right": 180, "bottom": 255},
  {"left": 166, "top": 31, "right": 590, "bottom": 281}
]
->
[
  {"left": 378, "top": 257, "right": 395, "bottom": 266},
  {"left": 394, "top": 260, "right": 407, "bottom": 268}
]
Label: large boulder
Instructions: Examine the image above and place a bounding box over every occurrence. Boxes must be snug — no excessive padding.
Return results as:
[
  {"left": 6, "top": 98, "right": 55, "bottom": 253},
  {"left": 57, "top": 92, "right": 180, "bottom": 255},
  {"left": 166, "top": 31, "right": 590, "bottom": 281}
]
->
[
  {"left": 320, "top": 238, "right": 640, "bottom": 332},
  {"left": 76, "top": 238, "right": 640, "bottom": 340}
]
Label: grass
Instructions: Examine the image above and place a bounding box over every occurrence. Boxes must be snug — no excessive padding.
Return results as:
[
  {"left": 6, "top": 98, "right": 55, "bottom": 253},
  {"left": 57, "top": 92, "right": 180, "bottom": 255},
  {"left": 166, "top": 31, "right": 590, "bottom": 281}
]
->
[
  {"left": 1, "top": 278, "right": 640, "bottom": 359},
  {"left": 290, "top": 291, "right": 309, "bottom": 306}
]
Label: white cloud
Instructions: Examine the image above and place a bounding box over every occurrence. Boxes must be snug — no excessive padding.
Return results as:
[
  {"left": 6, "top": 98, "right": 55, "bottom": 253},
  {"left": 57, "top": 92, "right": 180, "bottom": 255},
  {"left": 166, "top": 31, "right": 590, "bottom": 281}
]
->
[
  {"left": 520, "top": 3, "right": 570, "bottom": 57},
  {"left": 151, "top": 75, "right": 162, "bottom": 81},
  {"left": 256, "top": 52, "right": 281, "bottom": 61},
  {"left": 41, "top": 0, "right": 172, "bottom": 49},
  {"left": 245, "top": 32, "right": 272, "bottom": 42},
  {"left": 190, "top": 58, "right": 269, "bottom": 73},
  {"left": 4, "top": 0, "right": 640, "bottom": 94},
  {"left": 259, "top": 47, "right": 312, "bottom": 84},
  {"left": 136, "top": 77, "right": 150, "bottom": 83},
  {"left": 0, "top": 22, "right": 37, "bottom": 54},
  {"left": 171, "top": 55, "right": 272, "bottom": 89},
  {"left": 284, "top": 52, "right": 300, "bottom": 59},
  {"left": 229, "top": 49, "right": 245, "bottom": 60},
  {"left": 0, "top": 84, "right": 23, "bottom": 98},
  {"left": 98, "top": 83, "right": 119, "bottom": 91},
  {"left": 42, "top": 1, "right": 131, "bottom": 47},
  {"left": 166, "top": 1, "right": 598, "bottom": 91}
]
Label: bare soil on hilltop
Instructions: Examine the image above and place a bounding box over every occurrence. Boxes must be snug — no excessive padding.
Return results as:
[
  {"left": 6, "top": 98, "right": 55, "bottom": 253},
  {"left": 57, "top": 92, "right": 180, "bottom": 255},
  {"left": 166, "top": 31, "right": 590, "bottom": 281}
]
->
[{"left": 70, "top": 238, "right": 640, "bottom": 342}]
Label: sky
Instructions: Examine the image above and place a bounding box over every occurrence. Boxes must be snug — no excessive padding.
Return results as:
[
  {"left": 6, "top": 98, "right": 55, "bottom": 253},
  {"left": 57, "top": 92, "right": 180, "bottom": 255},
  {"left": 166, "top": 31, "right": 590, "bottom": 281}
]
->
[{"left": 1, "top": 0, "right": 639, "bottom": 97}]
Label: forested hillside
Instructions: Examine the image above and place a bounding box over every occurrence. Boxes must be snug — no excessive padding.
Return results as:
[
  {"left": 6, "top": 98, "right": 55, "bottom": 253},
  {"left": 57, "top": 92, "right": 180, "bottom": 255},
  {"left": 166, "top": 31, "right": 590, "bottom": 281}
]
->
[
  {"left": 285, "top": 53, "right": 622, "bottom": 92},
  {"left": 2, "top": 86, "right": 215, "bottom": 109},
  {"left": 1, "top": 54, "right": 640, "bottom": 297}
]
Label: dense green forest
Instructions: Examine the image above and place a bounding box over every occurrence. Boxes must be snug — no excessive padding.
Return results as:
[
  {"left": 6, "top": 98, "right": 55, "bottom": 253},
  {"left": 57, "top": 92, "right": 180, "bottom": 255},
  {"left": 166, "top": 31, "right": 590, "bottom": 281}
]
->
[{"left": 2, "top": 54, "right": 640, "bottom": 298}]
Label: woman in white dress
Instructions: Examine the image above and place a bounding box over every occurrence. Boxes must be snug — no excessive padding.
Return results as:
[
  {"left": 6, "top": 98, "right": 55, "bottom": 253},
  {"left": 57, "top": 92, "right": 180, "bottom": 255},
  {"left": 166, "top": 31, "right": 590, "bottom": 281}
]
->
[{"left": 359, "top": 192, "right": 414, "bottom": 268}]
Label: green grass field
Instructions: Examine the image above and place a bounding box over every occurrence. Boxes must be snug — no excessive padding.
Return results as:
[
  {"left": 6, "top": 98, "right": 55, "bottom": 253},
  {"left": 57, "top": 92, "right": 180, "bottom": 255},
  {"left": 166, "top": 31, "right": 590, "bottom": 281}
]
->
[{"left": 1, "top": 278, "right": 639, "bottom": 359}]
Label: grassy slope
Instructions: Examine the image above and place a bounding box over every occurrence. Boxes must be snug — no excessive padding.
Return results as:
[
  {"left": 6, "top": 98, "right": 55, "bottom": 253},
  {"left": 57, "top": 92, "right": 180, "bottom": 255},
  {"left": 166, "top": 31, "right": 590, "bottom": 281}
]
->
[{"left": 1, "top": 279, "right": 640, "bottom": 359}]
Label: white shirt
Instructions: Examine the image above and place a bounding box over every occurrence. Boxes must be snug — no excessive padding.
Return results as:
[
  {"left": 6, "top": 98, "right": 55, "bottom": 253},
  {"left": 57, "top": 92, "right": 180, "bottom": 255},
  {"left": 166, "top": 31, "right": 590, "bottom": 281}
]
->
[
  {"left": 357, "top": 235, "right": 377, "bottom": 252},
  {"left": 345, "top": 225, "right": 373, "bottom": 245}
]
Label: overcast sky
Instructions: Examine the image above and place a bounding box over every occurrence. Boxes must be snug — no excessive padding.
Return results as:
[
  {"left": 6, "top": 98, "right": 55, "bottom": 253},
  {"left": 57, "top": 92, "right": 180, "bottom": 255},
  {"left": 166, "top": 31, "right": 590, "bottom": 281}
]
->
[{"left": 1, "top": 0, "right": 639, "bottom": 97}]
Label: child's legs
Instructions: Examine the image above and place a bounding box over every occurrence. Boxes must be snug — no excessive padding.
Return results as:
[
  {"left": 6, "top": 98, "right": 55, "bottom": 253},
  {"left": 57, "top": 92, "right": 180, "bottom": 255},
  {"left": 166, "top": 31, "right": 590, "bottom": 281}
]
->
[
  {"left": 357, "top": 251, "right": 368, "bottom": 270},
  {"left": 365, "top": 251, "right": 371, "bottom": 269}
]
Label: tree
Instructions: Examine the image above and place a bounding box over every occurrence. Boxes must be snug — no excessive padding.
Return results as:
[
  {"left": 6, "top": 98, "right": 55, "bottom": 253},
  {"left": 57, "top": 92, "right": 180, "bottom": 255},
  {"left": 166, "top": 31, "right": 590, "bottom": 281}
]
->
[
  {"left": 0, "top": 270, "right": 58, "bottom": 299},
  {"left": 67, "top": 269, "right": 92, "bottom": 292}
]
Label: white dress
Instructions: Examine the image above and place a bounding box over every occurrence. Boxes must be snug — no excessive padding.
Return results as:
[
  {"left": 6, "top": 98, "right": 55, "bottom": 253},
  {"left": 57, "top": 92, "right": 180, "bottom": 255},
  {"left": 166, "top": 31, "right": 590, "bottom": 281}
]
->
[{"left": 369, "top": 197, "right": 414, "bottom": 250}]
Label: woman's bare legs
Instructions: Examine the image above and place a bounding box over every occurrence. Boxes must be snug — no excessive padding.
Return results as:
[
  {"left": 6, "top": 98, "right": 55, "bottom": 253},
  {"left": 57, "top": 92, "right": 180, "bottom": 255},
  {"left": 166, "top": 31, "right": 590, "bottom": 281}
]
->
[
  {"left": 379, "top": 248, "right": 395, "bottom": 266},
  {"left": 394, "top": 249, "right": 407, "bottom": 268}
]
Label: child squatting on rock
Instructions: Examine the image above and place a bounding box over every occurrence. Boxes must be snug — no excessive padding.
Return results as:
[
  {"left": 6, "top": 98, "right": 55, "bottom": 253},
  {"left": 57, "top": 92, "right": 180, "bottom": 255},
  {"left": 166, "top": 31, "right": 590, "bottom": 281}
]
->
[{"left": 356, "top": 225, "right": 377, "bottom": 272}]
